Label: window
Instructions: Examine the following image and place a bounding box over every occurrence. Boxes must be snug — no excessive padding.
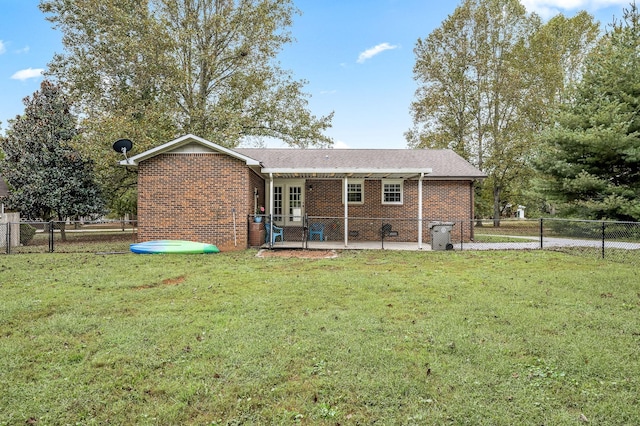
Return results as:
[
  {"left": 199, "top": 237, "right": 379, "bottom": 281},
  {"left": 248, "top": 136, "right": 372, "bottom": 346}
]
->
[
  {"left": 342, "top": 179, "right": 364, "bottom": 204},
  {"left": 273, "top": 186, "right": 283, "bottom": 222},
  {"left": 288, "top": 186, "right": 302, "bottom": 221},
  {"left": 382, "top": 180, "right": 403, "bottom": 205},
  {"left": 347, "top": 183, "right": 362, "bottom": 203}
]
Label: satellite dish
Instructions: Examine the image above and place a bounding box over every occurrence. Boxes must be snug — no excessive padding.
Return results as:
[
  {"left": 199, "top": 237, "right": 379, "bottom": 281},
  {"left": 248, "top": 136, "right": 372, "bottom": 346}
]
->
[{"left": 113, "top": 139, "right": 133, "bottom": 154}]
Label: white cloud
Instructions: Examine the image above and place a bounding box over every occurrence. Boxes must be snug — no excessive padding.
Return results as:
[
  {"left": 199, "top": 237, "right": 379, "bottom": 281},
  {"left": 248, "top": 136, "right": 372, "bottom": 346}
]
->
[
  {"left": 357, "top": 42, "right": 398, "bottom": 63},
  {"left": 11, "top": 68, "right": 44, "bottom": 81},
  {"left": 15, "top": 46, "right": 30, "bottom": 54},
  {"left": 0, "top": 40, "right": 6, "bottom": 55},
  {"left": 521, "top": 0, "right": 629, "bottom": 18},
  {"left": 333, "top": 140, "right": 350, "bottom": 149}
]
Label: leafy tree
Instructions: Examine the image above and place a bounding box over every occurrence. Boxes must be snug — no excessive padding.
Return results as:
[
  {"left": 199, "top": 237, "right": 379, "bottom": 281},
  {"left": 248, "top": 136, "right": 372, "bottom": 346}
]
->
[
  {"left": 40, "top": 0, "right": 333, "bottom": 217},
  {"left": 39, "top": 0, "right": 332, "bottom": 148},
  {"left": 0, "top": 81, "right": 104, "bottom": 239},
  {"left": 535, "top": 5, "right": 640, "bottom": 221},
  {"left": 407, "top": 0, "right": 598, "bottom": 224}
]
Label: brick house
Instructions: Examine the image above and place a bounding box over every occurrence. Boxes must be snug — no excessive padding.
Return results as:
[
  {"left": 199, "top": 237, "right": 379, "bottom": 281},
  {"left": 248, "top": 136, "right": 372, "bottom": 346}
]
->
[{"left": 121, "top": 134, "right": 485, "bottom": 251}]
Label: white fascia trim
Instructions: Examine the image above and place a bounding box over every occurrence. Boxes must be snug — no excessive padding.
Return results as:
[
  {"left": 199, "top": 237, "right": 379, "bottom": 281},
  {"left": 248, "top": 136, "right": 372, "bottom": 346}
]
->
[
  {"left": 260, "top": 168, "right": 433, "bottom": 176},
  {"left": 423, "top": 176, "right": 485, "bottom": 181},
  {"left": 119, "top": 134, "right": 261, "bottom": 167}
]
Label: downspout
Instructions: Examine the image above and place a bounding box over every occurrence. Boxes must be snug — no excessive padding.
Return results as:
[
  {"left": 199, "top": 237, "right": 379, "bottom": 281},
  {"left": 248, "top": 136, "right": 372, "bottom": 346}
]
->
[
  {"left": 343, "top": 177, "right": 348, "bottom": 247},
  {"left": 418, "top": 173, "right": 424, "bottom": 250},
  {"left": 470, "top": 181, "right": 475, "bottom": 241}
]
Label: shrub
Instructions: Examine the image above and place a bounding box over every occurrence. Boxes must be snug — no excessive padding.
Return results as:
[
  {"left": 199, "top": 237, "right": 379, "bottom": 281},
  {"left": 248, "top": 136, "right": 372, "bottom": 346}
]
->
[{"left": 19, "top": 223, "right": 36, "bottom": 245}]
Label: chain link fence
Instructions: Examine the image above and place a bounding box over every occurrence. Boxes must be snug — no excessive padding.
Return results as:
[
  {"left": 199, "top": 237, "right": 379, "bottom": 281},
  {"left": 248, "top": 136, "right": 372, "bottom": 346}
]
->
[
  {"left": 1, "top": 217, "right": 638, "bottom": 264},
  {"left": 268, "top": 216, "right": 638, "bottom": 265},
  {"left": 459, "top": 218, "right": 640, "bottom": 264},
  {"left": 540, "top": 218, "right": 640, "bottom": 264},
  {"left": 1, "top": 220, "right": 137, "bottom": 254}
]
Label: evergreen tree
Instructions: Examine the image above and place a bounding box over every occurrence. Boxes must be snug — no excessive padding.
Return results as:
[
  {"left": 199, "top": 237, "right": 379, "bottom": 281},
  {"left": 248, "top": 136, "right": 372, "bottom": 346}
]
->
[
  {"left": 0, "top": 81, "right": 104, "bottom": 238},
  {"left": 535, "top": 5, "right": 640, "bottom": 220}
]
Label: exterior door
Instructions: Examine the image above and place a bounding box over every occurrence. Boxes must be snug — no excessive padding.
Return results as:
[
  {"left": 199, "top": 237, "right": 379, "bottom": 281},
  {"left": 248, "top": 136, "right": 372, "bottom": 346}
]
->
[{"left": 272, "top": 180, "right": 304, "bottom": 226}]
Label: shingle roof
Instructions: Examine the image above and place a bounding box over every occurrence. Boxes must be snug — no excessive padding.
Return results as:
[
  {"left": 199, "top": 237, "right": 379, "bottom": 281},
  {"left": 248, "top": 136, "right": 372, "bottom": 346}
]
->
[
  {"left": 236, "top": 148, "right": 485, "bottom": 180},
  {"left": 119, "top": 134, "right": 485, "bottom": 180}
]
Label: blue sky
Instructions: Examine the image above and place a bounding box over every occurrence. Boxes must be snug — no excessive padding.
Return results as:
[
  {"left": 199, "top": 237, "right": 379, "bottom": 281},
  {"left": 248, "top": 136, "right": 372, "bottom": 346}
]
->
[{"left": 0, "top": 0, "right": 631, "bottom": 149}]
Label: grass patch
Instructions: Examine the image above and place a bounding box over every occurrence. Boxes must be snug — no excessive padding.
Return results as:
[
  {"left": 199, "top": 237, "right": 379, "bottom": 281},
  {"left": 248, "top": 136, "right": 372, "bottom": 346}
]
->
[
  {"left": 473, "top": 234, "right": 537, "bottom": 243},
  {"left": 11, "top": 231, "right": 136, "bottom": 254},
  {"left": 1, "top": 250, "right": 639, "bottom": 424},
  {"left": 474, "top": 219, "right": 541, "bottom": 237}
]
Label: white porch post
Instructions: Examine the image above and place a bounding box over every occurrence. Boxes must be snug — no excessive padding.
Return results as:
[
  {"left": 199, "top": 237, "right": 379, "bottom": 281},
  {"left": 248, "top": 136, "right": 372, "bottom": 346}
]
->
[
  {"left": 269, "top": 173, "right": 274, "bottom": 217},
  {"left": 343, "top": 177, "right": 348, "bottom": 247},
  {"left": 418, "top": 172, "right": 424, "bottom": 250},
  {"left": 269, "top": 173, "right": 274, "bottom": 246}
]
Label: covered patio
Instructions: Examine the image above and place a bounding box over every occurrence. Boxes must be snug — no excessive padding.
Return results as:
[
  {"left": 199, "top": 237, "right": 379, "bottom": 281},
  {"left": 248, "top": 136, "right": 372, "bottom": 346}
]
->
[
  {"left": 259, "top": 173, "right": 434, "bottom": 249},
  {"left": 250, "top": 215, "right": 462, "bottom": 251},
  {"left": 261, "top": 239, "right": 433, "bottom": 251}
]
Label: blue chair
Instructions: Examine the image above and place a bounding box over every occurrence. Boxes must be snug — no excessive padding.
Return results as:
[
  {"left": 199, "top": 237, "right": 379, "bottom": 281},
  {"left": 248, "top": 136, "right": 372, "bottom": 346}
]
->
[
  {"left": 265, "top": 222, "right": 284, "bottom": 244},
  {"left": 308, "top": 223, "right": 325, "bottom": 241}
]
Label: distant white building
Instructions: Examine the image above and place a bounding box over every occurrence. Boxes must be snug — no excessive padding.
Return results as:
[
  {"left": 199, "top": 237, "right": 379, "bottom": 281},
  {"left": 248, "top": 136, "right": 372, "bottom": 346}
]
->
[
  {"left": 0, "top": 175, "right": 20, "bottom": 248},
  {"left": 0, "top": 175, "right": 8, "bottom": 222}
]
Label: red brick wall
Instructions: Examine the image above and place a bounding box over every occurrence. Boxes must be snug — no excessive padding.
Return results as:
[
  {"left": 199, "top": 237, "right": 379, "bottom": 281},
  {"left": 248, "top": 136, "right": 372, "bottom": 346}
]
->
[
  {"left": 304, "top": 179, "right": 473, "bottom": 242},
  {"left": 249, "top": 169, "right": 265, "bottom": 219},
  {"left": 424, "top": 180, "right": 473, "bottom": 221},
  {"left": 138, "top": 153, "right": 263, "bottom": 251}
]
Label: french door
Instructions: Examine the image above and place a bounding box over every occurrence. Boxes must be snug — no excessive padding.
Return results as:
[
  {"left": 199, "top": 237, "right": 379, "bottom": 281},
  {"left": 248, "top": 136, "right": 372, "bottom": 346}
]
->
[{"left": 271, "top": 180, "right": 304, "bottom": 226}]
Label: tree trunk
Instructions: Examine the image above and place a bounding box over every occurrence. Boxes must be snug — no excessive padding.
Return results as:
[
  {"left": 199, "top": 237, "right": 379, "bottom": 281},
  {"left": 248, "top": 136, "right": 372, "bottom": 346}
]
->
[
  {"left": 493, "top": 185, "right": 501, "bottom": 228},
  {"left": 57, "top": 215, "right": 67, "bottom": 242}
]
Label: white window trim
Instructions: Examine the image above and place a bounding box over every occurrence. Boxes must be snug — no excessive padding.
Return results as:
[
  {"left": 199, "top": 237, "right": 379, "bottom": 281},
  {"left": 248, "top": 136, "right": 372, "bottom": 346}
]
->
[
  {"left": 342, "top": 179, "right": 364, "bottom": 205},
  {"left": 382, "top": 179, "right": 404, "bottom": 205}
]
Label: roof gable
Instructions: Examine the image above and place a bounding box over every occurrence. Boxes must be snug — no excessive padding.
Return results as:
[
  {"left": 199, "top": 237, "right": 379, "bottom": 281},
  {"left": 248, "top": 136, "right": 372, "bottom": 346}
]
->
[{"left": 119, "top": 134, "right": 261, "bottom": 167}]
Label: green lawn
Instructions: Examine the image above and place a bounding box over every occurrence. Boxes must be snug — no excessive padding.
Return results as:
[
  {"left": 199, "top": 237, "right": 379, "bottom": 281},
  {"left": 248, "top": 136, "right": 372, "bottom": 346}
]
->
[{"left": 1, "top": 250, "right": 639, "bottom": 425}]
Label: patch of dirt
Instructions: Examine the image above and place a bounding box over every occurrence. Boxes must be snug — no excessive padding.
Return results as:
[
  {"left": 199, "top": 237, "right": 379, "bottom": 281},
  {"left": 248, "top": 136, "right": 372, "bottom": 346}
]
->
[
  {"left": 257, "top": 249, "right": 338, "bottom": 259},
  {"left": 162, "top": 275, "right": 186, "bottom": 286},
  {"left": 134, "top": 275, "right": 186, "bottom": 290}
]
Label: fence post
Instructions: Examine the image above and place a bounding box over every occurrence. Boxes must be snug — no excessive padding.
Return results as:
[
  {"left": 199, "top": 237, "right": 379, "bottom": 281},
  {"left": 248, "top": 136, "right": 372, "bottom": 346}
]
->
[
  {"left": 304, "top": 214, "right": 308, "bottom": 250},
  {"left": 6, "top": 222, "right": 10, "bottom": 255},
  {"left": 49, "top": 221, "right": 54, "bottom": 253},
  {"left": 268, "top": 214, "right": 272, "bottom": 249},
  {"left": 601, "top": 221, "right": 606, "bottom": 259},
  {"left": 540, "top": 218, "right": 544, "bottom": 249}
]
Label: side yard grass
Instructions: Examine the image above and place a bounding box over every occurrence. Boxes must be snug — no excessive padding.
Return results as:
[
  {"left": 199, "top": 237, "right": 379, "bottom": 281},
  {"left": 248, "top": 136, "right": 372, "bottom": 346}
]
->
[{"left": 1, "top": 250, "right": 639, "bottom": 425}]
